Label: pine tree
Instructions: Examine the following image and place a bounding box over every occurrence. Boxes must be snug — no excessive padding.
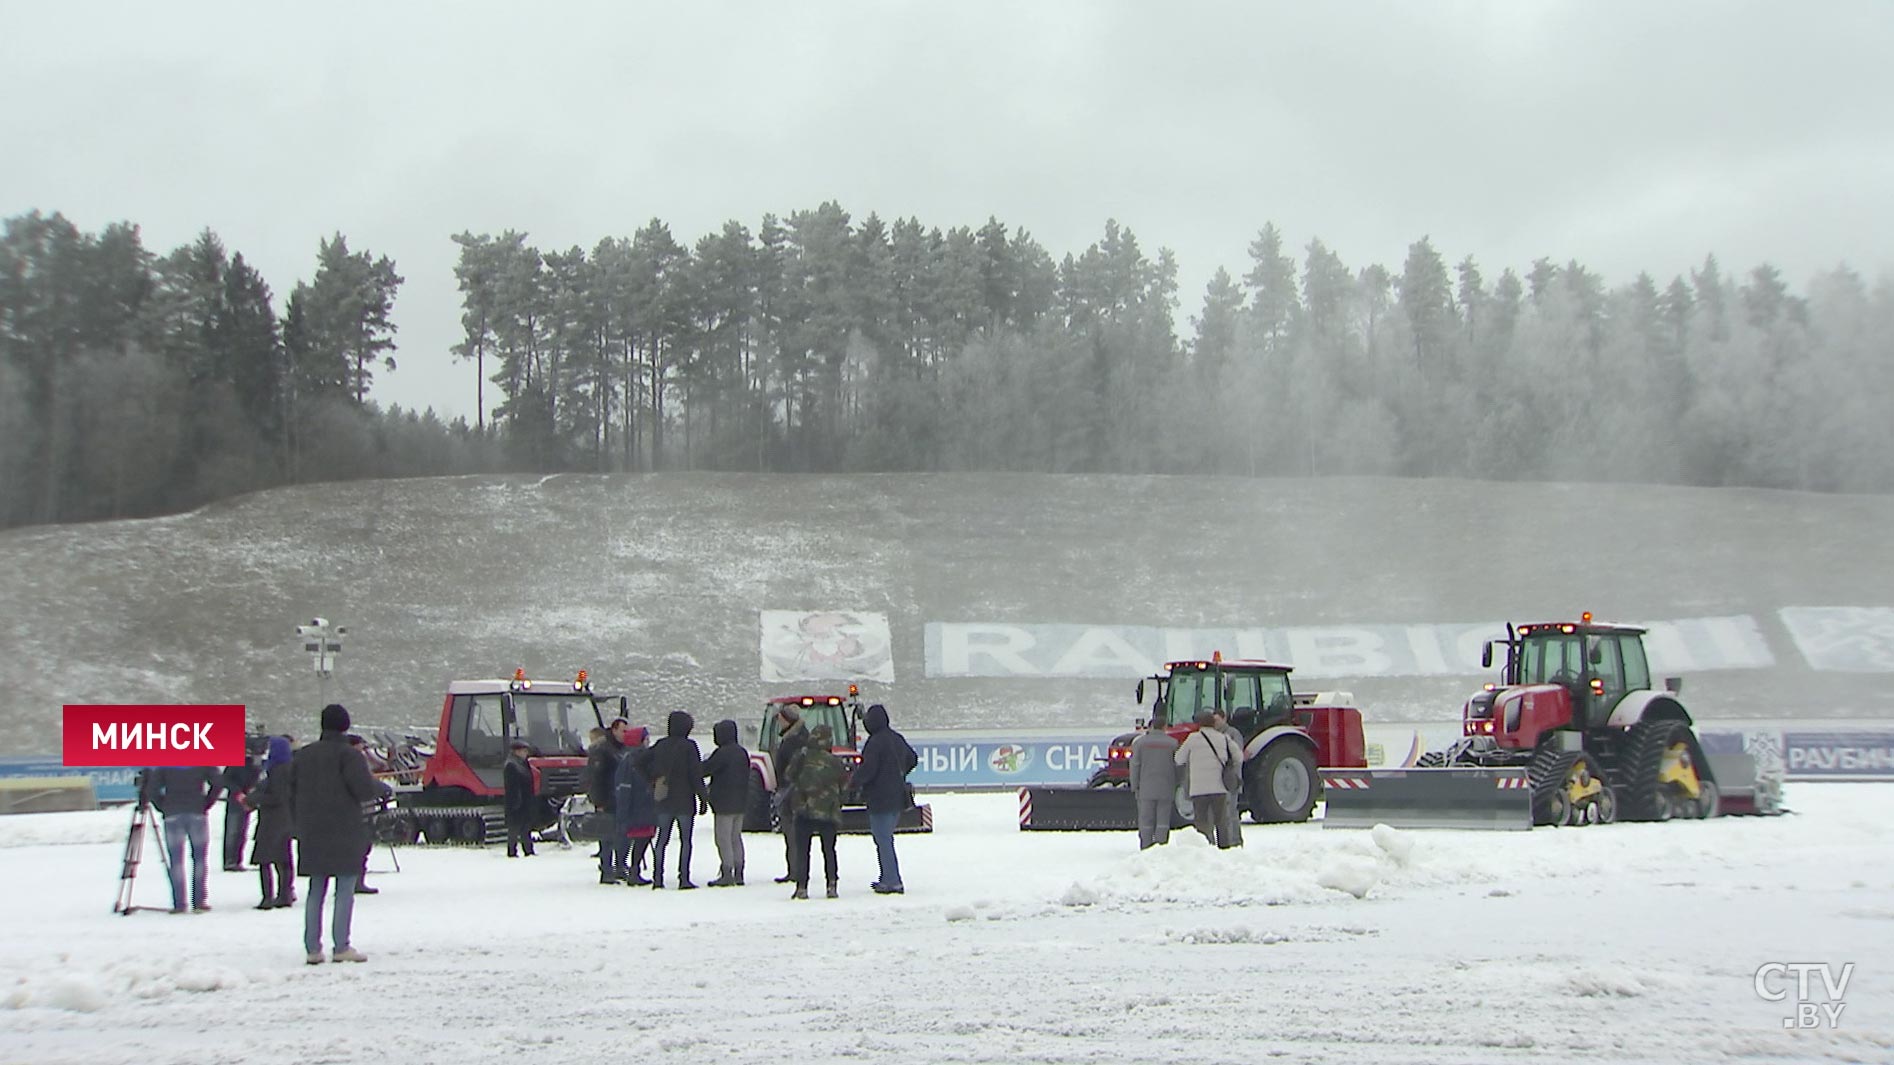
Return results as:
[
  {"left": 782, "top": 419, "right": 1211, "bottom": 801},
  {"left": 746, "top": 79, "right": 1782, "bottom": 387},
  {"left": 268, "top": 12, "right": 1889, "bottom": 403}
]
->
[{"left": 1243, "top": 223, "right": 1299, "bottom": 356}]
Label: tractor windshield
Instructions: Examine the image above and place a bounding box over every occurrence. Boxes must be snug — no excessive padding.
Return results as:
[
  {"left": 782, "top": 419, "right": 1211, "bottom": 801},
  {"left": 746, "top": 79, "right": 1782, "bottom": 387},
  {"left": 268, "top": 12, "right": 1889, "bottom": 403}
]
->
[
  {"left": 760, "top": 702, "right": 855, "bottom": 752},
  {"left": 1162, "top": 671, "right": 1219, "bottom": 725},
  {"left": 1162, "top": 669, "right": 1292, "bottom": 730},
  {"left": 1519, "top": 634, "right": 1586, "bottom": 687},
  {"left": 510, "top": 692, "right": 598, "bottom": 756}
]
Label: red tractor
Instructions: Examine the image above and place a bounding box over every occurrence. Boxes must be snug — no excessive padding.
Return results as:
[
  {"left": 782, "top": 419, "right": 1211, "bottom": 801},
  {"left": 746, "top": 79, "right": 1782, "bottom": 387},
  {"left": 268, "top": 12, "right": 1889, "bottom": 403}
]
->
[
  {"left": 1024, "top": 655, "right": 1368, "bottom": 830},
  {"left": 745, "top": 687, "right": 932, "bottom": 834},
  {"left": 384, "top": 669, "right": 615, "bottom": 845},
  {"left": 1325, "top": 615, "right": 1784, "bottom": 830}
]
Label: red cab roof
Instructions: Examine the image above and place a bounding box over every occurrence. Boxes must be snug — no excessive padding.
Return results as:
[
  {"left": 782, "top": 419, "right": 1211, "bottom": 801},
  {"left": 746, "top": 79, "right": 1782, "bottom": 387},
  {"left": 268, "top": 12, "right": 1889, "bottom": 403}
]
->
[{"left": 1163, "top": 659, "right": 1293, "bottom": 673}]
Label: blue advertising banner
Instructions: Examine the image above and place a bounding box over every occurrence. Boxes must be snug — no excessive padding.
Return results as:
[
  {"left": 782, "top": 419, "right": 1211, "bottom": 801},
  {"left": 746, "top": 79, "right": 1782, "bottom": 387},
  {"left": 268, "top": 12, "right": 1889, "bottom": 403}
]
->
[
  {"left": 1781, "top": 731, "right": 1894, "bottom": 779},
  {"left": 908, "top": 734, "right": 1117, "bottom": 789},
  {"left": 0, "top": 757, "right": 138, "bottom": 803}
]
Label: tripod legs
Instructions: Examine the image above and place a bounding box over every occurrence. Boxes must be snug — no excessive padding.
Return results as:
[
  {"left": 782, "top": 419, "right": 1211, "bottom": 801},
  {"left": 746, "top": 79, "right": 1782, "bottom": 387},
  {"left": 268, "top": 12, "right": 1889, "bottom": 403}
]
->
[{"left": 114, "top": 803, "right": 169, "bottom": 915}]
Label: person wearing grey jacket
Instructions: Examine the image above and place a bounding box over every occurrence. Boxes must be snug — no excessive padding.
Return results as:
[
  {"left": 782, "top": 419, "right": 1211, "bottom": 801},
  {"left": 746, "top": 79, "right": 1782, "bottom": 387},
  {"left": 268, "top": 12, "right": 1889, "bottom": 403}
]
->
[
  {"left": 1212, "top": 709, "right": 1246, "bottom": 848},
  {"left": 1174, "top": 713, "right": 1242, "bottom": 848},
  {"left": 1128, "top": 723, "right": 1180, "bottom": 850}
]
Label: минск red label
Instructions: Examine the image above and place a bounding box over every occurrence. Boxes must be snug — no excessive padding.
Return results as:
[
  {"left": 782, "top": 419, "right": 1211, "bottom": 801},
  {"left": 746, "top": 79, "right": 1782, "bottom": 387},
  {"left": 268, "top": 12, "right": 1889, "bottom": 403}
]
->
[{"left": 62, "top": 705, "right": 247, "bottom": 767}]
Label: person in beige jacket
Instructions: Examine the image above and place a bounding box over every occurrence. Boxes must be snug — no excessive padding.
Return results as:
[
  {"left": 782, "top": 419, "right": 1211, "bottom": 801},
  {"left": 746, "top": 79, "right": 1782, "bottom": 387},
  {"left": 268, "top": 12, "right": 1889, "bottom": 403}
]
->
[{"left": 1174, "top": 712, "right": 1241, "bottom": 848}]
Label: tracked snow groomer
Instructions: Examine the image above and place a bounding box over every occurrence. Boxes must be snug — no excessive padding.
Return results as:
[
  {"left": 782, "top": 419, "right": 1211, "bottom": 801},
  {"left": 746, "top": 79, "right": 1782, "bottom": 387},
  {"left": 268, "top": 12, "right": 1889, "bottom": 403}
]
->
[
  {"left": 379, "top": 670, "right": 612, "bottom": 845},
  {"left": 1322, "top": 615, "right": 1785, "bottom": 830},
  {"left": 1022, "top": 655, "right": 1368, "bottom": 830}
]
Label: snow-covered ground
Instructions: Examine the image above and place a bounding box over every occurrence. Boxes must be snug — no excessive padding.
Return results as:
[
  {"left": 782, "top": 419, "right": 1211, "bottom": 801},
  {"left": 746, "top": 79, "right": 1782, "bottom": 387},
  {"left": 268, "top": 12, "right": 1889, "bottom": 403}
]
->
[{"left": 2, "top": 788, "right": 1891, "bottom": 1064}]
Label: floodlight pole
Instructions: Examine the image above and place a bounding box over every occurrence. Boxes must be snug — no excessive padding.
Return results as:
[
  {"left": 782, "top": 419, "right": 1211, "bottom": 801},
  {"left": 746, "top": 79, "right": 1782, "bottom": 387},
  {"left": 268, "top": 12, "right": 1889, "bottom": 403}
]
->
[{"left": 296, "top": 617, "right": 346, "bottom": 707}]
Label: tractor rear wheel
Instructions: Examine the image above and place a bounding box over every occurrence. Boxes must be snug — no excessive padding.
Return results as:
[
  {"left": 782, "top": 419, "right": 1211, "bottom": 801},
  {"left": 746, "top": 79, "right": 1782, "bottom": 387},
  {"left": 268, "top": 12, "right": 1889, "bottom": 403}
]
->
[
  {"left": 1414, "top": 750, "right": 1449, "bottom": 768},
  {"left": 1247, "top": 743, "right": 1317, "bottom": 823}
]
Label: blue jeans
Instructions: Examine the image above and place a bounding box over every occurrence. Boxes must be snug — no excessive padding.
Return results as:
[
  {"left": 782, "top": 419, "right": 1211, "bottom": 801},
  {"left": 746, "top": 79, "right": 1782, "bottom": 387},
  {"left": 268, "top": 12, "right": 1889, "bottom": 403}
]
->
[
  {"left": 654, "top": 809, "right": 694, "bottom": 883},
  {"left": 603, "top": 822, "right": 632, "bottom": 879},
  {"left": 304, "top": 874, "right": 359, "bottom": 955},
  {"left": 868, "top": 810, "right": 902, "bottom": 888},
  {"left": 162, "top": 812, "right": 210, "bottom": 911}
]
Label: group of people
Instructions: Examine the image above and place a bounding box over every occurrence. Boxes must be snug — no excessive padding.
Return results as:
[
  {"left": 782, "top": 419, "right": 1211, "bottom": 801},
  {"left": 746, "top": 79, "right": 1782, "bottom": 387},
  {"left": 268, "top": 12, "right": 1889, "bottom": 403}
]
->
[
  {"left": 1126, "top": 708, "right": 1247, "bottom": 850},
  {"left": 578, "top": 701, "right": 918, "bottom": 899},
  {"left": 141, "top": 703, "right": 393, "bottom": 965}
]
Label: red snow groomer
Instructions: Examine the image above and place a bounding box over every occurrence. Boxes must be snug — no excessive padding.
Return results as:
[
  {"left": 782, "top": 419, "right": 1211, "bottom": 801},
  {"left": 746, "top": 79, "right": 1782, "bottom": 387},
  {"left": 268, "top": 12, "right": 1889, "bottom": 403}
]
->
[
  {"left": 1022, "top": 654, "right": 1368, "bottom": 830},
  {"left": 380, "top": 669, "right": 616, "bottom": 845},
  {"left": 1322, "top": 615, "right": 1786, "bottom": 830}
]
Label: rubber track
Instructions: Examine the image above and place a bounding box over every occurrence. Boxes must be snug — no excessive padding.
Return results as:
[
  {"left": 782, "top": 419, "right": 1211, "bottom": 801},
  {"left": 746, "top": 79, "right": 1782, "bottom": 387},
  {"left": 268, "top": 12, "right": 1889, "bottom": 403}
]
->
[
  {"left": 1527, "top": 747, "right": 1580, "bottom": 826},
  {"left": 384, "top": 804, "right": 505, "bottom": 846},
  {"left": 1617, "top": 720, "right": 1712, "bottom": 821}
]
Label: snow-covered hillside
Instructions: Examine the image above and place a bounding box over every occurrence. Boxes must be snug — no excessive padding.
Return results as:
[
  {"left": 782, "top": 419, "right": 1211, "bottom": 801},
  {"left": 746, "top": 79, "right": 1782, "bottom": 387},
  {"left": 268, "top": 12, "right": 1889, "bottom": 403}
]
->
[
  {"left": 2, "top": 472, "right": 1892, "bottom": 751},
  {"left": 1, "top": 789, "right": 1889, "bottom": 1063}
]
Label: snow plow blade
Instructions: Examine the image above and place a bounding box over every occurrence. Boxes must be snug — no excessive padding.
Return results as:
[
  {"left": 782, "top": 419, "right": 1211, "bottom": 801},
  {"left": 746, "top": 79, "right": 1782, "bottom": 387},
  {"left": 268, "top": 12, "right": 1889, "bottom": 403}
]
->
[
  {"left": 1320, "top": 767, "right": 1533, "bottom": 830},
  {"left": 838, "top": 803, "right": 935, "bottom": 834},
  {"left": 1015, "top": 786, "right": 1190, "bottom": 831},
  {"left": 1701, "top": 753, "right": 1784, "bottom": 817}
]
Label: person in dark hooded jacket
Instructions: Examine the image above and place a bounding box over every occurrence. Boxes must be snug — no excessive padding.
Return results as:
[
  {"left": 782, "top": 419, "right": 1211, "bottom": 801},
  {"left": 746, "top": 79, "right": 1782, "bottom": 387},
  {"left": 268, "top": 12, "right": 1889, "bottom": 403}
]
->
[
  {"left": 613, "top": 739, "right": 659, "bottom": 877},
  {"left": 243, "top": 735, "right": 296, "bottom": 908},
  {"left": 851, "top": 703, "right": 918, "bottom": 894},
  {"left": 769, "top": 705, "right": 810, "bottom": 884},
  {"left": 644, "top": 711, "right": 706, "bottom": 889},
  {"left": 701, "top": 719, "right": 750, "bottom": 886}
]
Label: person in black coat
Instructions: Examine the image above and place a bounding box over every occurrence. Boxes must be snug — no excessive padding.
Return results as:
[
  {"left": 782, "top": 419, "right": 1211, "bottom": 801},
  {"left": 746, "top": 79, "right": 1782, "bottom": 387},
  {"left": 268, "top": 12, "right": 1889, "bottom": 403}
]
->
[
  {"left": 287, "top": 704, "right": 384, "bottom": 964},
  {"left": 502, "top": 739, "right": 536, "bottom": 857},
  {"left": 243, "top": 736, "right": 296, "bottom": 909},
  {"left": 221, "top": 754, "right": 261, "bottom": 871},
  {"left": 770, "top": 706, "right": 811, "bottom": 883},
  {"left": 851, "top": 703, "right": 919, "bottom": 894},
  {"left": 701, "top": 719, "right": 750, "bottom": 886},
  {"left": 644, "top": 710, "right": 707, "bottom": 889}
]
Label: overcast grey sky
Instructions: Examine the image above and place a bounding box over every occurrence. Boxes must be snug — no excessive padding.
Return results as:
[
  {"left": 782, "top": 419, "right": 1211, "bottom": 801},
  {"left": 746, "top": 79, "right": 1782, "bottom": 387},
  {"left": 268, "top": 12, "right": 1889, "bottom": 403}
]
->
[{"left": 4, "top": 1, "right": 1889, "bottom": 422}]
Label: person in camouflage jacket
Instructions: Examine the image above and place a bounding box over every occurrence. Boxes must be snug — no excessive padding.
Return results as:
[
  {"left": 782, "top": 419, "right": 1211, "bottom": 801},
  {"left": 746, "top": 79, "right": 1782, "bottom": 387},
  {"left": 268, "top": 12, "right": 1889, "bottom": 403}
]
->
[{"left": 786, "top": 723, "right": 846, "bottom": 899}]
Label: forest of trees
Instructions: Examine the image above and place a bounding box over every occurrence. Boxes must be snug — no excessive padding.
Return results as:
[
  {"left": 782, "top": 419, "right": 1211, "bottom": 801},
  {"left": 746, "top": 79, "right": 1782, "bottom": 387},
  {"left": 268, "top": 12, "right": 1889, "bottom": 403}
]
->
[{"left": 3, "top": 205, "right": 1889, "bottom": 530}]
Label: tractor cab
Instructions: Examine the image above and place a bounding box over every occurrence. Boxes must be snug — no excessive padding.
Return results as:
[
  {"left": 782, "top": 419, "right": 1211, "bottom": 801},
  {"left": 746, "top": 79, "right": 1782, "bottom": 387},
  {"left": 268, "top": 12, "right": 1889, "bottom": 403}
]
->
[
  {"left": 1469, "top": 614, "right": 1659, "bottom": 745},
  {"left": 757, "top": 687, "right": 864, "bottom": 758},
  {"left": 1142, "top": 658, "right": 1295, "bottom": 741},
  {"left": 427, "top": 670, "right": 606, "bottom": 796}
]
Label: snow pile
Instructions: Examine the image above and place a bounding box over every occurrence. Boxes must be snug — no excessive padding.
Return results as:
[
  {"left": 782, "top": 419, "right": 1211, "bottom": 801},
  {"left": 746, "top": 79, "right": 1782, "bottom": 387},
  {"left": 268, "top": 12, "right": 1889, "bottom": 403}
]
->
[
  {"left": 3, "top": 955, "right": 252, "bottom": 1013},
  {"left": 1064, "top": 819, "right": 1514, "bottom": 906}
]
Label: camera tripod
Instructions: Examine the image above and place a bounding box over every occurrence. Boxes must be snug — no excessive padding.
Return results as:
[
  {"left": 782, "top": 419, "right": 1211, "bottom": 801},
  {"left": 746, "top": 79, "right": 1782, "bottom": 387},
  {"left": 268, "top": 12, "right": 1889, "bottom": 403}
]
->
[{"left": 113, "top": 798, "right": 173, "bottom": 915}]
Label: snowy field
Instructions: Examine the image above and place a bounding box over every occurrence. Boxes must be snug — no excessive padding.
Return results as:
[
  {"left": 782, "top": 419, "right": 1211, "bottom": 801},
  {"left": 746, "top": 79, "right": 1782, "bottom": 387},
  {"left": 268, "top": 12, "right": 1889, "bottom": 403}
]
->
[{"left": 2, "top": 788, "right": 1891, "bottom": 1065}]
